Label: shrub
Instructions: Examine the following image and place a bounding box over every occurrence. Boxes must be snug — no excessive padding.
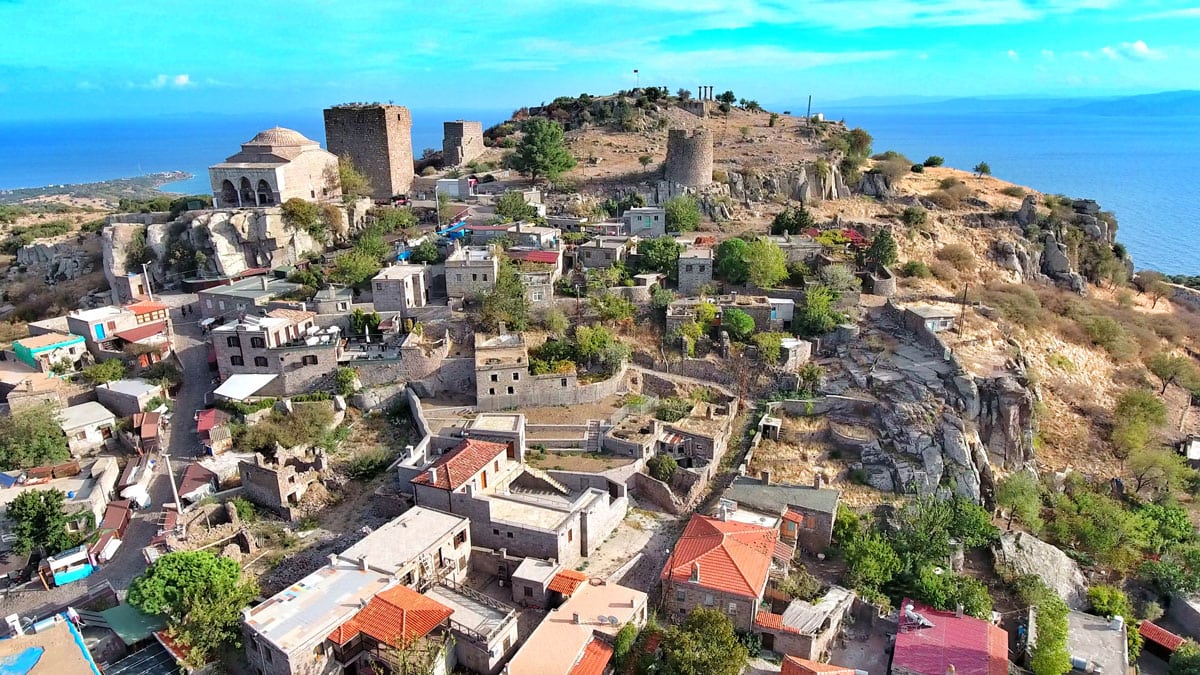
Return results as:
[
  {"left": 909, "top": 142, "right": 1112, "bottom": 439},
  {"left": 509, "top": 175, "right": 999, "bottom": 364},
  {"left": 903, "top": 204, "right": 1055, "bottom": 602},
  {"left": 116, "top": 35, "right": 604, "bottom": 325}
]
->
[
  {"left": 647, "top": 454, "right": 678, "bottom": 482},
  {"left": 936, "top": 244, "right": 976, "bottom": 271},
  {"left": 346, "top": 449, "right": 391, "bottom": 481},
  {"left": 911, "top": 164, "right": 925, "bottom": 173},
  {"left": 655, "top": 397, "right": 694, "bottom": 422},
  {"left": 900, "top": 261, "right": 931, "bottom": 279},
  {"left": 901, "top": 206, "right": 928, "bottom": 229},
  {"left": 923, "top": 156, "right": 945, "bottom": 167},
  {"left": 231, "top": 496, "right": 257, "bottom": 523},
  {"left": 1001, "top": 186, "right": 1026, "bottom": 198}
]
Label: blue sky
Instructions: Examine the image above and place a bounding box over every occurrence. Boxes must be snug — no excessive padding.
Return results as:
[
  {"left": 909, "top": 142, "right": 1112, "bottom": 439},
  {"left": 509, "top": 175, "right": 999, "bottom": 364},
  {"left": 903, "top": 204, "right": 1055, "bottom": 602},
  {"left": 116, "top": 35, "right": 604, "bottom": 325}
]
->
[{"left": 1, "top": 0, "right": 1197, "bottom": 120}]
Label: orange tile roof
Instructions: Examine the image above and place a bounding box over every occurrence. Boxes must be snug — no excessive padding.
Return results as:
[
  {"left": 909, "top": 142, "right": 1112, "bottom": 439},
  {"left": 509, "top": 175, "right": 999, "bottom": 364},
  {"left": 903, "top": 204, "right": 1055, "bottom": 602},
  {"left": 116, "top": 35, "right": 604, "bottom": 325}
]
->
[
  {"left": 661, "top": 514, "right": 777, "bottom": 599},
  {"left": 1139, "top": 621, "right": 1186, "bottom": 652},
  {"left": 783, "top": 509, "right": 805, "bottom": 525},
  {"left": 327, "top": 584, "right": 452, "bottom": 648},
  {"left": 548, "top": 569, "right": 588, "bottom": 596},
  {"left": 756, "top": 611, "right": 799, "bottom": 634},
  {"left": 125, "top": 300, "right": 169, "bottom": 315},
  {"left": 568, "top": 639, "right": 615, "bottom": 675},
  {"left": 410, "top": 439, "right": 508, "bottom": 491},
  {"left": 782, "top": 656, "right": 857, "bottom": 675}
]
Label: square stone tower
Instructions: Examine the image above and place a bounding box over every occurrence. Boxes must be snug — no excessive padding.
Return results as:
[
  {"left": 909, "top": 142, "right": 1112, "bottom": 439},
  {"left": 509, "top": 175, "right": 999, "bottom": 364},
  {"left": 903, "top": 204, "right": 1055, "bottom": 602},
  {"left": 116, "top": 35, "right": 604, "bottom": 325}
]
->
[
  {"left": 443, "top": 120, "right": 485, "bottom": 166},
  {"left": 323, "top": 103, "right": 414, "bottom": 200}
]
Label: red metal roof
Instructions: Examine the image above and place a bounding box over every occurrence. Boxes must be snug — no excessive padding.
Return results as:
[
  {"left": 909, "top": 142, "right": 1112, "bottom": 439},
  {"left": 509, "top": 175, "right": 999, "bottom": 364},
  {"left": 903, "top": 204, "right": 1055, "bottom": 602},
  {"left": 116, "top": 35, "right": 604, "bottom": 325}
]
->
[
  {"left": 1140, "top": 621, "right": 1186, "bottom": 652},
  {"left": 782, "top": 656, "right": 857, "bottom": 675},
  {"left": 178, "top": 463, "right": 217, "bottom": 496},
  {"left": 195, "top": 408, "right": 231, "bottom": 434},
  {"left": 507, "top": 249, "right": 560, "bottom": 265},
  {"left": 115, "top": 320, "right": 168, "bottom": 343},
  {"left": 125, "top": 300, "right": 169, "bottom": 315},
  {"left": 410, "top": 439, "right": 508, "bottom": 491},
  {"left": 327, "top": 584, "right": 453, "bottom": 647},
  {"left": 568, "top": 639, "right": 615, "bottom": 675},
  {"left": 548, "top": 569, "right": 588, "bottom": 596},
  {"left": 99, "top": 500, "right": 132, "bottom": 532},
  {"left": 892, "top": 599, "right": 1008, "bottom": 675},
  {"left": 660, "top": 514, "right": 777, "bottom": 599}
]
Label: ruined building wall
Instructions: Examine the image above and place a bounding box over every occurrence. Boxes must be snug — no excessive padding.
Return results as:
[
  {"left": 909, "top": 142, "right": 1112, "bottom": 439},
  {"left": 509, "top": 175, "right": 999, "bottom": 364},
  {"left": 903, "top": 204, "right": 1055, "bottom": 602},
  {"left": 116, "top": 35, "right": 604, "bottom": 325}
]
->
[
  {"left": 442, "top": 120, "right": 485, "bottom": 166},
  {"left": 664, "top": 129, "right": 714, "bottom": 188},
  {"left": 323, "top": 104, "right": 414, "bottom": 200}
]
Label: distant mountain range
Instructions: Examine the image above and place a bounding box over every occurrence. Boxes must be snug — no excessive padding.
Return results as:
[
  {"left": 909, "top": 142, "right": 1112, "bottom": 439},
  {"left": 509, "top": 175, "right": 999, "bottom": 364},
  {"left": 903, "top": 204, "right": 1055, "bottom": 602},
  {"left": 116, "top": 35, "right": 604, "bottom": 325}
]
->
[{"left": 823, "top": 90, "right": 1200, "bottom": 117}]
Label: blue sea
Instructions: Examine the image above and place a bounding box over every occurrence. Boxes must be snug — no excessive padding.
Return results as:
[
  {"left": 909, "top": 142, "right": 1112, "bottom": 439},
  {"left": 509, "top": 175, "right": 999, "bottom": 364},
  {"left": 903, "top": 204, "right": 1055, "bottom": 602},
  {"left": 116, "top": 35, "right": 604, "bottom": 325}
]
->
[{"left": 1, "top": 106, "right": 1198, "bottom": 274}]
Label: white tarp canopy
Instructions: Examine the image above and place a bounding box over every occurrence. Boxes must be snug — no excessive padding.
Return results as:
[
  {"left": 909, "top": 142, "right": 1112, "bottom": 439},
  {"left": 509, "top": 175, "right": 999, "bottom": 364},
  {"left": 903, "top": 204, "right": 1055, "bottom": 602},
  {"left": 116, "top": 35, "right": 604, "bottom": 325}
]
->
[{"left": 212, "top": 374, "right": 278, "bottom": 402}]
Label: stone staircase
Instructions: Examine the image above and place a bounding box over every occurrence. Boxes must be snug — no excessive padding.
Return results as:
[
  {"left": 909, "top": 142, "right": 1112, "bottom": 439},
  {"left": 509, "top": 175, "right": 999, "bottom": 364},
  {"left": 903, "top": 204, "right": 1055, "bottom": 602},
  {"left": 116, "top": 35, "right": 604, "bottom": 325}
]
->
[
  {"left": 519, "top": 466, "right": 570, "bottom": 496},
  {"left": 585, "top": 419, "right": 603, "bottom": 452}
]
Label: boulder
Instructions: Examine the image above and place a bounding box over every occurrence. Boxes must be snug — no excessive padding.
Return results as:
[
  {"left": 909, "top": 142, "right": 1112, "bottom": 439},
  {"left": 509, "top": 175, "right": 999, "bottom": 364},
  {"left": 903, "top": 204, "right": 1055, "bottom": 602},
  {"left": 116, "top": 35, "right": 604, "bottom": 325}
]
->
[
  {"left": 1015, "top": 194, "right": 1038, "bottom": 227},
  {"left": 994, "top": 532, "right": 1088, "bottom": 609},
  {"left": 977, "top": 374, "right": 1036, "bottom": 470},
  {"left": 1042, "top": 233, "right": 1072, "bottom": 275},
  {"left": 857, "top": 172, "right": 895, "bottom": 199}
]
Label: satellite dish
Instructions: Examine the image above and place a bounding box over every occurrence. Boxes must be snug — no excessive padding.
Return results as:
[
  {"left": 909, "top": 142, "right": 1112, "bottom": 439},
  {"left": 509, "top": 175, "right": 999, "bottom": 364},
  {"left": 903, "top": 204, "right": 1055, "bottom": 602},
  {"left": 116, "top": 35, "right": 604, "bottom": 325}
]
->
[
  {"left": 609, "top": 616, "right": 620, "bottom": 626},
  {"left": 597, "top": 615, "right": 607, "bottom": 625}
]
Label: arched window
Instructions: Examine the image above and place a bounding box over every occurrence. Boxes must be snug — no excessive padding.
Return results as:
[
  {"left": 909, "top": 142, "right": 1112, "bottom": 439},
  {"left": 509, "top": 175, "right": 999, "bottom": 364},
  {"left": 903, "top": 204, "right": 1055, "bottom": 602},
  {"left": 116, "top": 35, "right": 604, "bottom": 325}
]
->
[
  {"left": 220, "top": 180, "right": 238, "bottom": 207},
  {"left": 239, "top": 177, "right": 255, "bottom": 206},
  {"left": 256, "top": 179, "right": 274, "bottom": 205}
]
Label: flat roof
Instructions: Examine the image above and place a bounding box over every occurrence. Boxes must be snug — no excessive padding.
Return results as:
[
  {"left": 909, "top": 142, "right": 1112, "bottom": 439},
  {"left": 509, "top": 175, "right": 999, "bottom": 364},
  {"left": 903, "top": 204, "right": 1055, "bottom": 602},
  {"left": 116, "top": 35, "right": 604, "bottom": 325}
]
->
[
  {"left": 726, "top": 475, "right": 841, "bottom": 515},
  {"left": 447, "top": 246, "right": 496, "bottom": 262},
  {"left": 15, "top": 332, "right": 85, "bottom": 350},
  {"left": 513, "top": 558, "right": 560, "bottom": 586},
  {"left": 908, "top": 303, "right": 958, "bottom": 319},
  {"left": 341, "top": 507, "right": 467, "bottom": 575},
  {"left": 203, "top": 276, "right": 301, "bottom": 299},
  {"left": 374, "top": 264, "right": 427, "bottom": 280},
  {"left": 0, "top": 616, "right": 100, "bottom": 674},
  {"left": 424, "top": 584, "right": 511, "bottom": 638},
  {"left": 679, "top": 247, "right": 713, "bottom": 259},
  {"left": 60, "top": 401, "right": 116, "bottom": 430},
  {"left": 506, "top": 580, "right": 647, "bottom": 675},
  {"left": 245, "top": 560, "right": 396, "bottom": 652},
  {"left": 213, "top": 374, "right": 278, "bottom": 401},
  {"left": 1066, "top": 611, "right": 1128, "bottom": 675},
  {"left": 486, "top": 495, "right": 572, "bottom": 530},
  {"left": 213, "top": 315, "right": 291, "bottom": 333},
  {"left": 100, "top": 378, "right": 160, "bottom": 398},
  {"left": 70, "top": 305, "right": 129, "bottom": 322},
  {"left": 469, "top": 414, "right": 524, "bottom": 432}
]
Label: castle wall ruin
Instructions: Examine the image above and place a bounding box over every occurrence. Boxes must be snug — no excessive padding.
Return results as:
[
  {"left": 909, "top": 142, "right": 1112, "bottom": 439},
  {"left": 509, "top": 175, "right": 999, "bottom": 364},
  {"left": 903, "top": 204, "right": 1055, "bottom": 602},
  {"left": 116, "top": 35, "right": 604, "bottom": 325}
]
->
[
  {"left": 664, "top": 128, "right": 713, "bottom": 188},
  {"left": 443, "top": 120, "right": 485, "bottom": 166},
  {"left": 323, "top": 103, "right": 414, "bottom": 200}
]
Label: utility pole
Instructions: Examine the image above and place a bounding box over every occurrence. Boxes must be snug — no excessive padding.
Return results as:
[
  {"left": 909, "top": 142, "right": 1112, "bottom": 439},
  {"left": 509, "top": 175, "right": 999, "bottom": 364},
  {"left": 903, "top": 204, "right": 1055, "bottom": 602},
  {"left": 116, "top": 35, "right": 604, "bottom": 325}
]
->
[
  {"left": 141, "top": 263, "right": 155, "bottom": 302},
  {"left": 162, "top": 454, "right": 186, "bottom": 536},
  {"left": 806, "top": 95, "right": 812, "bottom": 122},
  {"left": 634, "top": 69, "right": 640, "bottom": 89}
]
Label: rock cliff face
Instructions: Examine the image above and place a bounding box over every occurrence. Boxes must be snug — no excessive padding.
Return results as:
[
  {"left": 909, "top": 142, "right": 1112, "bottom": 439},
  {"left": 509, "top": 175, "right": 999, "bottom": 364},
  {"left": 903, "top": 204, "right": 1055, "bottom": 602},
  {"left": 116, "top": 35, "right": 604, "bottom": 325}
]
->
[
  {"left": 723, "top": 161, "right": 849, "bottom": 204},
  {"left": 15, "top": 241, "right": 97, "bottom": 281},
  {"left": 994, "top": 532, "right": 1088, "bottom": 609}
]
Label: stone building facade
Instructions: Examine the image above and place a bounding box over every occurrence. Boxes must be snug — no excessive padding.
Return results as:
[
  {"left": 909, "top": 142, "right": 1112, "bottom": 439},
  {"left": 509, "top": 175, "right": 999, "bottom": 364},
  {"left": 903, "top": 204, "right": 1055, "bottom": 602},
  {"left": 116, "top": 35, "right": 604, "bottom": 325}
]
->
[
  {"left": 209, "top": 127, "right": 340, "bottom": 207},
  {"left": 444, "top": 246, "right": 500, "bottom": 299},
  {"left": 238, "top": 449, "right": 326, "bottom": 520},
  {"left": 371, "top": 264, "right": 430, "bottom": 314},
  {"left": 677, "top": 247, "right": 713, "bottom": 295},
  {"left": 442, "top": 120, "right": 485, "bottom": 166},
  {"left": 323, "top": 103, "right": 414, "bottom": 200},
  {"left": 665, "top": 128, "right": 714, "bottom": 188},
  {"left": 212, "top": 309, "right": 342, "bottom": 397}
]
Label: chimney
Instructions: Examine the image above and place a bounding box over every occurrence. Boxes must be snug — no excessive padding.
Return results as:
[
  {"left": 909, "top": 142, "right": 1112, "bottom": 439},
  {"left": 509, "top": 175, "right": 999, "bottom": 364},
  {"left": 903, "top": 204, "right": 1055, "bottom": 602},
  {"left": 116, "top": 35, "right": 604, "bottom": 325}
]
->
[
  {"left": 357, "top": 555, "right": 368, "bottom": 571},
  {"left": 572, "top": 613, "right": 581, "bottom": 624},
  {"left": 328, "top": 553, "right": 338, "bottom": 567},
  {"left": 300, "top": 301, "right": 307, "bottom": 313},
  {"left": 814, "top": 473, "right": 825, "bottom": 489},
  {"left": 718, "top": 505, "right": 729, "bottom": 521},
  {"left": 428, "top": 466, "right": 438, "bottom": 483},
  {"left": 260, "top": 275, "right": 269, "bottom": 291},
  {"left": 947, "top": 666, "right": 956, "bottom": 675},
  {"left": 760, "top": 470, "right": 771, "bottom": 486},
  {"left": 955, "top": 604, "right": 964, "bottom": 618},
  {"left": 689, "top": 562, "right": 700, "bottom": 583}
]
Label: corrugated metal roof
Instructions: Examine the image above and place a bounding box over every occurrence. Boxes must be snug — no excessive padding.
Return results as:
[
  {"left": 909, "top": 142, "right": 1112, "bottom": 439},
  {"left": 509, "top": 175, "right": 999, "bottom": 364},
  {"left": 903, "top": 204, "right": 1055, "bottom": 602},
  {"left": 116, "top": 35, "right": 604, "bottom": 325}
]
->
[{"left": 892, "top": 599, "right": 1008, "bottom": 675}]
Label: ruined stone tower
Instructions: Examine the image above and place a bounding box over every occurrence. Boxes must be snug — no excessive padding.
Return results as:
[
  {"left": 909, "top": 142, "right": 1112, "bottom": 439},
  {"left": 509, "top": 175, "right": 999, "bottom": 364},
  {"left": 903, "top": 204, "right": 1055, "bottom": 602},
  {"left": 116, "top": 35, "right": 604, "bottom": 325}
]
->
[
  {"left": 323, "top": 103, "right": 414, "bottom": 200},
  {"left": 442, "top": 120, "right": 485, "bottom": 166},
  {"left": 664, "top": 128, "right": 714, "bottom": 188}
]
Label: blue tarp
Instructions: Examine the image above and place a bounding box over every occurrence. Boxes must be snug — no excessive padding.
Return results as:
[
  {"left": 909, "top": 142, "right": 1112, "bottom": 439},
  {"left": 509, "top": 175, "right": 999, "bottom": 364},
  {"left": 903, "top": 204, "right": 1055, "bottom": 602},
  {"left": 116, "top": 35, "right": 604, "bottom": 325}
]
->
[{"left": 0, "top": 472, "right": 19, "bottom": 488}]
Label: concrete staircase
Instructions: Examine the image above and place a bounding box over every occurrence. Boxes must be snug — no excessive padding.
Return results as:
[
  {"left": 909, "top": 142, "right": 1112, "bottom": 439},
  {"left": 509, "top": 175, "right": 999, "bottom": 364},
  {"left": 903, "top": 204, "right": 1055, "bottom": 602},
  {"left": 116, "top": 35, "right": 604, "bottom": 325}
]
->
[
  {"left": 519, "top": 466, "right": 570, "bottom": 496},
  {"left": 585, "top": 419, "right": 603, "bottom": 452}
]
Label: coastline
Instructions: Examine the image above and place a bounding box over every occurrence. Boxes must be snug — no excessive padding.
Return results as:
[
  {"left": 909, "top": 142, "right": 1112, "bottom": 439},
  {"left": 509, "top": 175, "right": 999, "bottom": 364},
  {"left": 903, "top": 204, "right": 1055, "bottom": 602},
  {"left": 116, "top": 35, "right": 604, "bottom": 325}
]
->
[{"left": 0, "top": 171, "right": 192, "bottom": 205}]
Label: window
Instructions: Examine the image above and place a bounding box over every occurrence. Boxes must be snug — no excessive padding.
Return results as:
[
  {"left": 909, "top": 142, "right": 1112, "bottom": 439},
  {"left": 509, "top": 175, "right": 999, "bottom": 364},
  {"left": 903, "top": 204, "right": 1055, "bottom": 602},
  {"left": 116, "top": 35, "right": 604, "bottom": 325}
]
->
[
  {"left": 704, "top": 593, "right": 715, "bottom": 606},
  {"left": 226, "top": 336, "right": 240, "bottom": 347},
  {"left": 524, "top": 586, "right": 533, "bottom": 598},
  {"left": 254, "top": 356, "right": 268, "bottom": 367},
  {"left": 230, "top": 356, "right": 244, "bottom": 366},
  {"left": 218, "top": 300, "right": 225, "bottom": 310},
  {"left": 560, "top": 378, "right": 567, "bottom": 387},
  {"left": 205, "top": 299, "right": 213, "bottom": 308},
  {"left": 302, "top": 355, "right": 318, "bottom": 365},
  {"left": 506, "top": 532, "right": 514, "bottom": 538},
  {"left": 699, "top": 265, "right": 707, "bottom": 273},
  {"left": 459, "top": 556, "right": 467, "bottom": 570},
  {"left": 531, "top": 291, "right": 543, "bottom": 302},
  {"left": 472, "top": 274, "right": 478, "bottom": 281},
  {"left": 489, "top": 388, "right": 495, "bottom": 395},
  {"left": 507, "top": 386, "right": 514, "bottom": 394},
  {"left": 727, "top": 602, "right": 738, "bottom": 614},
  {"left": 675, "top": 589, "right": 686, "bottom": 602},
  {"left": 456, "top": 274, "right": 463, "bottom": 282},
  {"left": 338, "top": 302, "right": 348, "bottom": 311},
  {"left": 250, "top": 337, "right": 265, "bottom": 348},
  {"left": 455, "top": 530, "right": 467, "bottom": 546},
  {"left": 567, "top": 529, "right": 573, "bottom": 542},
  {"left": 504, "top": 636, "right": 512, "bottom": 651},
  {"left": 492, "top": 528, "right": 500, "bottom": 536},
  {"left": 512, "top": 372, "right": 520, "bottom": 381},
  {"left": 491, "top": 373, "right": 499, "bottom": 382},
  {"left": 375, "top": 283, "right": 383, "bottom": 291},
  {"left": 482, "top": 274, "right": 488, "bottom": 282},
  {"left": 494, "top": 460, "right": 500, "bottom": 472}
]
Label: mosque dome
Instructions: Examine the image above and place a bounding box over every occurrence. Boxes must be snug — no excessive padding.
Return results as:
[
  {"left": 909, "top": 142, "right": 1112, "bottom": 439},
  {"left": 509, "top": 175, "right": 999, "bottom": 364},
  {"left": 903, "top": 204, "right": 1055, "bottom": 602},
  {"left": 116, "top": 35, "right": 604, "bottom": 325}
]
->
[{"left": 245, "top": 127, "right": 313, "bottom": 147}]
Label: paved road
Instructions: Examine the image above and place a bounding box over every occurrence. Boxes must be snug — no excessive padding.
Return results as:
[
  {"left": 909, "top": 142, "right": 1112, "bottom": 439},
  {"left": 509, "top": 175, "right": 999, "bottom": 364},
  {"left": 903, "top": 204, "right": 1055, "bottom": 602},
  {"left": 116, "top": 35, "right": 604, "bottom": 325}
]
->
[{"left": 2, "top": 293, "right": 214, "bottom": 620}]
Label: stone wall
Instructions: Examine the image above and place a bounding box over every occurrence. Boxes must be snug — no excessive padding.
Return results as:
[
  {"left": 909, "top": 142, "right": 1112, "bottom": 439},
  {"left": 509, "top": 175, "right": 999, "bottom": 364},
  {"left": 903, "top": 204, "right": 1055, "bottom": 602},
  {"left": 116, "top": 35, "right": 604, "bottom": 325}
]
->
[
  {"left": 664, "top": 129, "right": 714, "bottom": 188},
  {"left": 324, "top": 103, "right": 414, "bottom": 200},
  {"left": 1171, "top": 284, "right": 1200, "bottom": 312},
  {"left": 443, "top": 120, "right": 485, "bottom": 166}
]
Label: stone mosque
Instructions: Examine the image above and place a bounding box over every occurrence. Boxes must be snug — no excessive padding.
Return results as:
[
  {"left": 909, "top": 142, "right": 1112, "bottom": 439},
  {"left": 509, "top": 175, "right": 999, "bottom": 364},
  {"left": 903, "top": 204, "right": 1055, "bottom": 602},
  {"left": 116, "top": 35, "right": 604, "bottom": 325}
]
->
[{"left": 208, "top": 127, "right": 341, "bottom": 208}]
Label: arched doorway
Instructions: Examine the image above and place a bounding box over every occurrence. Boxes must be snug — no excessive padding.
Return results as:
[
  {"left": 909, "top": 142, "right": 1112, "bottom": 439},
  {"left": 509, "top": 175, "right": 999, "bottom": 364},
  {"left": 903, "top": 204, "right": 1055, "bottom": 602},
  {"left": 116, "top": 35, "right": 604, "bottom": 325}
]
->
[
  {"left": 256, "top": 180, "right": 274, "bottom": 205},
  {"left": 239, "top": 177, "right": 255, "bottom": 206},
  {"left": 220, "top": 180, "right": 238, "bottom": 207}
]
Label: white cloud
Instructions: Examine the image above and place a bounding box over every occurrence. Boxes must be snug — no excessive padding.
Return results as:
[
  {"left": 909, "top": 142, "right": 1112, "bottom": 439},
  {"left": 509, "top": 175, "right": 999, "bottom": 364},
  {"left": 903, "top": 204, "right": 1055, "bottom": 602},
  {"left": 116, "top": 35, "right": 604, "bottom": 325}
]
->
[
  {"left": 1007, "top": 49, "right": 1020, "bottom": 60},
  {"left": 1093, "top": 40, "right": 1165, "bottom": 61},
  {"left": 1135, "top": 7, "right": 1200, "bottom": 20},
  {"left": 144, "top": 73, "right": 194, "bottom": 89}
]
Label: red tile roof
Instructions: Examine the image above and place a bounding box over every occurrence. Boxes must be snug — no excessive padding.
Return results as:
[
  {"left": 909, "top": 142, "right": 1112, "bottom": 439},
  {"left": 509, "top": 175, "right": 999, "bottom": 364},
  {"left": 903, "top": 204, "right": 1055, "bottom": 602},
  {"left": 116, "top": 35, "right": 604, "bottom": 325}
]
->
[
  {"left": 892, "top": 599, "right": 1008, "bottom": 675},
  {"left": 782, "top": 656, "right": 857, "bottom": 675},
  {"left": 756, "top": 611, "right": 800, "bottom": 634},
  {"left": 568, "top": 639, "right": 615, "bottom": 675},
  {"left": 125, "top": 300, "right": 169, "bottom": 315},
  {"left": 782, "top": 509, "right": 805, "bottom": 525},
  {"left": 548, "top": 569, "right": 588, "bottom": 596},
  {"left": 660, "top": 514, "right": 777, "bottom": 599},
  {"left": 1139, "top": 621, "right": 1186, "bottom": 652},
  {"left": 327, "top": 584, "right": 453, "bottom": 648},
  {"left": 507, "top": 249, "right": 560, "bottom": 265},
  {"left": 195, "top": 408, "right": 231, "bottom": 434},
  {"left": 115, "top": 320, "right": 168, "bottom": 343},
  {"left": 410, "top": 439, "right": 507, "bottom": 491}
]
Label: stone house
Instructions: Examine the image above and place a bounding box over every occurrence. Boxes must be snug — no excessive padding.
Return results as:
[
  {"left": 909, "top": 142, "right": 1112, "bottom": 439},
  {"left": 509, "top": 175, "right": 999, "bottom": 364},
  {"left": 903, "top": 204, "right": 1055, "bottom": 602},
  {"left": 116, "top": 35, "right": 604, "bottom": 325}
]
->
[
  {"left": 209, "top": 127, "right": 340, "bottom": 208},
  {"left": 903, "top": 304, "right": 958, "bottom": 334},
  {"left": 755, "top": 586, "right": 855, "bottom": 659},
  {"left": 505, "top": 249, "right": 561, "bottom": 305},
  {"left": 310, "top": 286, "right": 354, "bottom": 316},
  {"left": 12, "top": 332, "right": 87, "bottom": 374},
  {"left": 474, "top": 332, "right": 531, "bottom": 411},
  {"left": 371, "top": 264, "right": 431, "bottom": 314},
  {"left": 677, "top": 246, "right": 714, "bottom": 295},
  {"left": 0, "top": 457, "right": 118, "bottom": 543},
  {"left": 444, "top": 246, "right": 500, "bottom": 299},
  {"left": 577, "top": 237, "right": 629, "bottom": 270},
  {"left": 723, "top": 473, "right": 841, "bottom": 553},
  {"left": 4, "top": 373, "right": 65, "bottom": 414},
  {"left": 623, "top": 207, "right": 667, "bottom": 238},
  {"left": 661, "top": 514, "right": 785, "bottom": 631},
  {"left": 238, "top": 449, "right": 326, "bottom": 520},
  {"left": 59, "top": 401, "right": 117, "bottom": 455},
  {"left": 95, "top": 378, "right": 163, "bottom": 417},
  {"left": 212, "top": 309, "right": 343, "bottom": 397}
]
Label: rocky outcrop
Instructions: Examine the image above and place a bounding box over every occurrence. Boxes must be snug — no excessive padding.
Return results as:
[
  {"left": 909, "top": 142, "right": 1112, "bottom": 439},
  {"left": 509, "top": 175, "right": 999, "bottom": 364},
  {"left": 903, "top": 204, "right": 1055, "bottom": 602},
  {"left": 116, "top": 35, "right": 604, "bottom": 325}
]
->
[
  {"left": 994, "top": 532, "right": 1088, "bottom": 609},
  {"left": 976, "top": 373, "right": 1037, "bottom": 470},
  {"left": 723, "top": 161, "right": 849, "bottom": 204},
  {"left": 15, "top": 242, "right": 96, "bottom": 281},
  {"left": 1041, "top": 233, "right": 1087, "bottom": 295},
  {"left": 857, "top": 171, "right": 895, "bottom": 199},
  {"left": 1015, "top": 194, "right": 1038, "bottom": 227}
]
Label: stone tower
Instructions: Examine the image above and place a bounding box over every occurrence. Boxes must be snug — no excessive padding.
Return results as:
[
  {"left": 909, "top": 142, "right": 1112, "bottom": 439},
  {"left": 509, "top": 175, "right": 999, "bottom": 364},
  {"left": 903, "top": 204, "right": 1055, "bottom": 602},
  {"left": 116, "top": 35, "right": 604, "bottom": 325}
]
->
[
  {"left": 443, "top": 120, "right": 485, "bottom": 166},
  {"left": 664, "top": 128, "right": 713, "bottom": 188},
  {"left": 323, "top": 103, "right": 414, "bottom": 200}
]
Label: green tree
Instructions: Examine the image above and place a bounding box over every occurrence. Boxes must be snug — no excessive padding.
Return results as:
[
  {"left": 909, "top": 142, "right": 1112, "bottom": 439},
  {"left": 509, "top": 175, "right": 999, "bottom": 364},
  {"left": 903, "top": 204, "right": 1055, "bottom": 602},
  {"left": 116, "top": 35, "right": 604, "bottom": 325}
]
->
[
  {"left": 721, "top": 308, "right": 755, "bottom": 341},
  {"left": 995, "top": 472, "right": 1043, "bottom": 531},
  {"left": 771, "top": 205, "right": 815, "bottom": 235},
  {"left": 798, "top": 362, "right": 823, "bottom": 396},
  {"left": 796, "top": 285, "right": 842, "bottom": 336},
  {"left": 746, "top": 238, "right": 788, "bottom": 288},
  {"left": 973, "top": 161, "right": 992, "bottom": 177},
  {"left": 865, "top": 228, "right": 899, "bottom": 268},
  {"left": 1170, "top": 642, "right": 1200, "bottom": 675},
  {"left": 408, "top": 239, "right": 441, "bottom": 265},
  {"left": 338, "top": 154, "right": 373, "bottom": 201},
  {"left": 479, "top": 259, "right": 531, "bottom": 331},
  {"left": 1028, "top": 587, "right": 1072, "bottom": 675},
  {"left": 1147, "top": 352, "right": 1199, "bottom": 394},
  {"left": 373, "top": 206, "right": 418, "bottom": 235},
  {"left": 647, "top": 454, "right": 678, "bottom": 482},
  {"left": 715, "top": 237, "right": 751, "bottom": 284},
  {"left": 0, "top": 403, "right": 70, "bottom": 471},
  {"left": 541, "top": 308, "right": 569, "bottom": 336},
  {"left": 354, "top": 227, "right": 391, "bottom": 263},
  {"left": 129, "top": 551, "right": 259, "bottom": 668},
  {"left": 923, "top": 156, "right": 945, "bottom": 167},
  {"left": 510, "top": 118, "right": 576, "bottom": 182},
  {"left": 494, "top": 191, "right": 538, "bottom": 221},
  {"left": 818, "top": 264, "right": 862, "bottom": 296},
  {"left": 334, "top": 367, "right": 357, "bottom": 397},
  {"left": 1137, "top": 271, "right": 1174, "bottom": 309},
  {"left": 846, "top": 128, "right": 873, "bottom": 157},
  {"left": 590, "top": 291, "right": 637, "bottom": 325},
  {"left": 1141, "top": 546, "right": 1200, "bottom": 595},
  {"left": 83, "top": 358, "right": 127, "bottom": 384},
  {"left": 7, "top": 489, "right": 76, "bottom": 556},
  {"left": 661, "top": 608, "right": 749, "bottom": 675},
  {"left": 694, "top": 301, "right": 717, "bottom": 326},
  {"left": 637, "top": 235, "right": 683, "bottom": 277},
  {"left": 752, "top": 332, "right": 786, "bottom": 363},
  {"left": 613, "top": 623, "right": 639, "bottom": 670},
  {"left": 664, "top": 195, "right": 702, "bottom": 232},
  {"left": 1087, "top": 585, "right": 1134, "bottom": 620},
  {"left": 844, "top": 531, "right": 902, "bottom": 593},
  {"left": 1140, "top": 502, "right": 1196, "bottom": 554},
  {"left": 716, "top": 90, "right": 737, "bottom": 105},
  {"left": 328, "top": 249, "right": 381, "bottom": 286},
  {"left": 1129, "top": 447, "right": 1197, "bottom": 498},
  {"left": 280, "top": 198, "right": 323, "bottom": 238}
]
